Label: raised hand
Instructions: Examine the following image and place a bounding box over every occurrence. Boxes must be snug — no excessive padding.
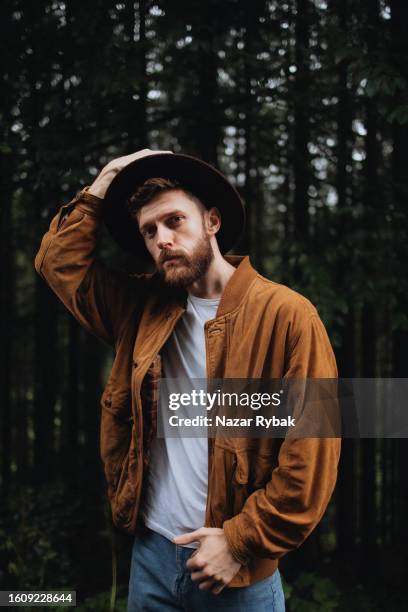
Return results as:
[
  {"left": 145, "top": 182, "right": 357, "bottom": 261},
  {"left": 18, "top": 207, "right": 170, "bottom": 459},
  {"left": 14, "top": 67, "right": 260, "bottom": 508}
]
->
[{"left": 87, "top": 148, "right": 173, "bottom": 199}]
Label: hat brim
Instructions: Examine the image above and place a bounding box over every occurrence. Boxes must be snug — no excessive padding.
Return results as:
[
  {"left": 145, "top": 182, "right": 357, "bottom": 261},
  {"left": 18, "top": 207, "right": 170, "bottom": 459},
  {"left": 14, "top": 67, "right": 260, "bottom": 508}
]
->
[{"left": 102, "top": 153, "right": 245, "bottom": 257}]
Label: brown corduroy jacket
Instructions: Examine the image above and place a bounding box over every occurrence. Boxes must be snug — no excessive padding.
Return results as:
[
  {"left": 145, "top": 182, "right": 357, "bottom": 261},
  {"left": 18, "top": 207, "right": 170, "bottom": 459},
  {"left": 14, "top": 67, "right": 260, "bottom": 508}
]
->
[{"left": 34, "top": 187, "right": 341, "bottom": 588}]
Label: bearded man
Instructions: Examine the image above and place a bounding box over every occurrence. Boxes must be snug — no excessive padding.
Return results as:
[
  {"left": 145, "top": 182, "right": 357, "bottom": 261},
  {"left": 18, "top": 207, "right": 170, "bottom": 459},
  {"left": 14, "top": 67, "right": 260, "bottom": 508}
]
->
[{"left": 35, "top": 149, "right": 341, "bottom": 611}]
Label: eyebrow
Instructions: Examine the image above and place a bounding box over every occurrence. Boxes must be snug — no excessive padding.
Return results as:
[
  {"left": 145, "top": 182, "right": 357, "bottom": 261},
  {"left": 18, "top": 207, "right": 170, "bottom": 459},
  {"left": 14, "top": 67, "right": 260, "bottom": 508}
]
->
[{"left": 139, "top": 209, "right": 187, "bottom": 234}]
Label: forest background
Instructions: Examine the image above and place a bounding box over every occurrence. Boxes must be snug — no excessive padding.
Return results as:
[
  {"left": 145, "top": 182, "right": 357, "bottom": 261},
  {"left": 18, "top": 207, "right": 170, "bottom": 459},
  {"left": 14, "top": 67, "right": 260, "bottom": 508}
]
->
[{"left": 1, "top": 0, "right": 408, "bottom": 610}]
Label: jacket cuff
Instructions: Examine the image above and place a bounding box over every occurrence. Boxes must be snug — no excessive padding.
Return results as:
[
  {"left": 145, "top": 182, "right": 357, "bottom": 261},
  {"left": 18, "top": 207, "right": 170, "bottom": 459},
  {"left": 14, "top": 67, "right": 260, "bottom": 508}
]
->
[
  {"left": 223, "top": 515, "right": 252, "bottom": 566},
  {"left": 70, "top": 186, "right": 104, "bottom": 217}
]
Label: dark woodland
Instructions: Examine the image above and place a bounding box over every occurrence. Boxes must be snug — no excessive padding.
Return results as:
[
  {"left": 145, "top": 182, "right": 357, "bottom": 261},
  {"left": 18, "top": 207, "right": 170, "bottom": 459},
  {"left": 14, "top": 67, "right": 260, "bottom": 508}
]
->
[{"left": 1, "top": 1, "right": 408, "bottom": 610}]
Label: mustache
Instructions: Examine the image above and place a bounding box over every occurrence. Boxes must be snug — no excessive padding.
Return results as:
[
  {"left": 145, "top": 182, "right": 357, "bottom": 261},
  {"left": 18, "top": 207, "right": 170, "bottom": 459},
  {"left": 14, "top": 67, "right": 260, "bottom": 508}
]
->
[{"left": 158, "top": 249, "right": 188, "bottom": 264}]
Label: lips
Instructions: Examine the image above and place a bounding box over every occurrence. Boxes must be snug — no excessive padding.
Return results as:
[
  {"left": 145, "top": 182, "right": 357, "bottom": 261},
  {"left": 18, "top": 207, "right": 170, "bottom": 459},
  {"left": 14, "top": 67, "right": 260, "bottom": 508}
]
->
[{"left": 163, "top": 256, "right": 183, "bottom": 265}]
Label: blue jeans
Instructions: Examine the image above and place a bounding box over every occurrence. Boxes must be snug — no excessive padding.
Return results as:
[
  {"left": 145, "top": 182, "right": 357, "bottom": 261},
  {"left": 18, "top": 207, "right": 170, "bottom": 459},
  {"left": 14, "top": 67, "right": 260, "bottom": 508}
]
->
[{"left": 127, "top": 527, "right": 285, "bottom": 611}]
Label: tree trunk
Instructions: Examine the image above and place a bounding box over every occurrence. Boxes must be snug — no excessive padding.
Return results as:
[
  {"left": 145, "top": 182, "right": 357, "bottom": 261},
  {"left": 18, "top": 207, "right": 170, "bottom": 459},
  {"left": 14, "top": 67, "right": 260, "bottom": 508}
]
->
[
  {"left": 125, "top": 0, "right": 148, "bottom": 149},
  {"left": 33, "top": 277, "right": 58, "bottom": 481},
  {"left": 239, "top": 0, "right": 263, "bottom": 262},
  {"left": 390, "top": 0, "right": 408, "bottom": 554},
  {"left": 60, "top": 316, "right": 80, "bottom": 479},
  {"left": 293, "top": 0, "right": 311, "bottom": 246},
  {"left": 0, "top": 150, "right": 14, "bottom": 496},
  {"left": 82, "top": 333, "right": 106, "bottom": 488},
  {"left": 360, "top": 0, "right": 381, "bottom": 572},
  {"left": 193, "top": 0, "right": 220, "bottom": 164}
]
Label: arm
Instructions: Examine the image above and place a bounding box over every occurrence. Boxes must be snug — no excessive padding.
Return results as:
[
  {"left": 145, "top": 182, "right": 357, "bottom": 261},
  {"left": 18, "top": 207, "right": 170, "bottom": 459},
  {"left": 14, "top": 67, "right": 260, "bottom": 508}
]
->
[
  {"left": 222, "top": 310, "right": 341, "bottom": 565},
  {"left": 34, "top": 188, "right": 143, "bottom": 347},
  {"left": 34, "top": 150, "right": 168, "bottom": 346}
]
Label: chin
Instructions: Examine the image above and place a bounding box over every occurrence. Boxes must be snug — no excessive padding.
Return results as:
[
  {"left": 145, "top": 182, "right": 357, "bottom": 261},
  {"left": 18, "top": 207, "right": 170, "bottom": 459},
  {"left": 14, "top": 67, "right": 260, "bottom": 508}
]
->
[
  {"left": 163, "top": 268, "right": 197, "bottom": 289},
  {"left": 163, "top": 260, "right": 185, "bottom": 274},
  {"left": 164, "top": 271, "right": 187, "bottom": 286}
]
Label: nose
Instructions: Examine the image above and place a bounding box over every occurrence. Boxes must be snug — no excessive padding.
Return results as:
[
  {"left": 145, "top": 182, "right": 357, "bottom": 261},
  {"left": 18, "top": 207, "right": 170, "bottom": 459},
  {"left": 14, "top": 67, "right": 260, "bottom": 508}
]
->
[{"left": 156, "top": 225, "right": 174, "bottom": 250}]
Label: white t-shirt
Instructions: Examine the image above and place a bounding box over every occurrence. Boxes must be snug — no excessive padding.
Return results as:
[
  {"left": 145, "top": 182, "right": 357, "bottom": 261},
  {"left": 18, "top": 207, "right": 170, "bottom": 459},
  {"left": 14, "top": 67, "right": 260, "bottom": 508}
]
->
[{"left": 141, "top": 293, "right": 220, "bottom": 548}]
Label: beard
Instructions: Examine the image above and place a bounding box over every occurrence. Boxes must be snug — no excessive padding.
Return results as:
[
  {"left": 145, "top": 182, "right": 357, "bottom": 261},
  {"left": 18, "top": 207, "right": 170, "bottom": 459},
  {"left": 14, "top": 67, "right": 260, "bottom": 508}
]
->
[{"left": 157, "top": 233, "right": 214, "bottom": 289}]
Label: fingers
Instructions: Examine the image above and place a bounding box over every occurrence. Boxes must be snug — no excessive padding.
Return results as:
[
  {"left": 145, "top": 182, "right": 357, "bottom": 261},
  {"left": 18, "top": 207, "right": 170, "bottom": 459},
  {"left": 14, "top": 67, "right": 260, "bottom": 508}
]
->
[
  {"left": 190, "top": 562, "right": 219, "bottom": 582},
  {"left": 190, "top": 570, "right": 208, "bottom": 582},
  {"left": 173, "top": 527, "right": 206, "bottom": 545},
  {"left": 198, "top": 578, "right": 217, "bottom": 592},
  {"left": 197, "top": 578, "right": 226, "bottom": 595},
  {"left": 186, "top": 552, "right": 205, "bottom": 571},
  {"left": 211, "top": 583, "right": 226, "bottom": 595},
  {"left": 190, "top": 567, "right": 228, "bottom": 595}
]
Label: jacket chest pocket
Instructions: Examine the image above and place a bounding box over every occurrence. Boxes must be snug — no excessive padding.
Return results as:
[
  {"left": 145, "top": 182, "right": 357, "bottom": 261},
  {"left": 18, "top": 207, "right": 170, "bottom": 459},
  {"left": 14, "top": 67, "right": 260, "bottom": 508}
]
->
[
  {"left": 101, "top": 385, "right": 133, "bottom": 422},
  {"left": 140, "top": 354, "right": 161, "bottom": 406}
]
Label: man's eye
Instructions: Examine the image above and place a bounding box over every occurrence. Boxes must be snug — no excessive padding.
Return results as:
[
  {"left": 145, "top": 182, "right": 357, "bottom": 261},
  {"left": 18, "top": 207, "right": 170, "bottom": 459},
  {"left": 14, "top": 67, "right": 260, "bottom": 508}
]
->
[
  {"left": 143, "top": 227, "right": 156, "bottom": 238},
  {"left": 171, "top": 215, "right": 184, "bottom": 224}
]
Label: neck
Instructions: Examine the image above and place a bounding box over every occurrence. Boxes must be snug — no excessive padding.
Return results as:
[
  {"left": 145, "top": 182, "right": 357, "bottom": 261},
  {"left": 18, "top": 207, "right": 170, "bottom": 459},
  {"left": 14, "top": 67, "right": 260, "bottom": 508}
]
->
[{"left": 187, "top": 251, "right": 236, "bottom": 299}]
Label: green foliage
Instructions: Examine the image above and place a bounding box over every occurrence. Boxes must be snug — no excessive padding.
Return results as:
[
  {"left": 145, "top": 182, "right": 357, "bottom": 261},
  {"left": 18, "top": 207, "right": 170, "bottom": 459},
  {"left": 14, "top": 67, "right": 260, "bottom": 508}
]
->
[
  {"left": 0, "top": 142, "right": 13, "bottom": 154},
  {"left": 283, "top": 570, "right": 408, "bottom": 612},
  {"left": 358, "top": 64, "right": 405, "bottom": 99},
  {"left": 283, "top": 572, "right": 340, "bottom": 612},
  {"left": 391, "top": 312, "right": 408, "bottom": 332},
  {"left": 0, "top": 483, "right": 82, "bottom": 589},
  {"left": 387, "top": 104, "right": 408, "bottom": 125},
  {"left": 75, "top": 589, "right": 128, "bottom": 612}
]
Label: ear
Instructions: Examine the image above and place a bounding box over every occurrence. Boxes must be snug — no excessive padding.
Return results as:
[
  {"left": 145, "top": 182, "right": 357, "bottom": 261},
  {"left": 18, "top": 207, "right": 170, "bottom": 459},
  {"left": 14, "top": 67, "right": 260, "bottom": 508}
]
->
[{"left": 205, "top": 207, "right": 221, "bottom": 235}]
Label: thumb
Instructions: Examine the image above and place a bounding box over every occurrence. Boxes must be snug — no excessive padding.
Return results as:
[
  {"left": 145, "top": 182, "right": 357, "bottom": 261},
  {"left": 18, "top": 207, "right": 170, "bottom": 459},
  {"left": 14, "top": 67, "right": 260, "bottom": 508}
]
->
[{"left": 173, "top": 528, "right": 206, "bottom": 545}]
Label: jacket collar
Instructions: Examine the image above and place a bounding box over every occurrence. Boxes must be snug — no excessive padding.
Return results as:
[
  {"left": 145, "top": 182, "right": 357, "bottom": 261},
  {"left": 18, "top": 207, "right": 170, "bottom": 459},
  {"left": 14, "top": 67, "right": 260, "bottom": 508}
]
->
[{"left": 215, "top": 255, "right": 257, "bottom": 318}]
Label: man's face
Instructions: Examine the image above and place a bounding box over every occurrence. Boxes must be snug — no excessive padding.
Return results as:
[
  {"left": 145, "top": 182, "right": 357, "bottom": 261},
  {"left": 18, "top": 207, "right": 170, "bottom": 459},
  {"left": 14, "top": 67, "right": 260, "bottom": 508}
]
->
[{"left": 137, "top": 190, "right": 216, "bottom": 288}]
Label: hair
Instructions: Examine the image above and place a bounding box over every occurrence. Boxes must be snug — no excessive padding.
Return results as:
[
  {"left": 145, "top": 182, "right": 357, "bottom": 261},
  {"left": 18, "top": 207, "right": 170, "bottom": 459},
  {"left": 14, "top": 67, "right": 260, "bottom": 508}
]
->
[{"left": 127, "top": 177, "right": 207, "bottom": 217}]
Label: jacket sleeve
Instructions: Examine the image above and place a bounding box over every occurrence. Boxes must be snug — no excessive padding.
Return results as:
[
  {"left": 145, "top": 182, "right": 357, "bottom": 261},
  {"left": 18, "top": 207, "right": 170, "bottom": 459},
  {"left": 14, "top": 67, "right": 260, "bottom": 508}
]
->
[
  {"left": 223, "top": 310, "right": 341, "bottom": 565},
  {"left": 34, "top": 187, "right": 146, "bottom": 348}
]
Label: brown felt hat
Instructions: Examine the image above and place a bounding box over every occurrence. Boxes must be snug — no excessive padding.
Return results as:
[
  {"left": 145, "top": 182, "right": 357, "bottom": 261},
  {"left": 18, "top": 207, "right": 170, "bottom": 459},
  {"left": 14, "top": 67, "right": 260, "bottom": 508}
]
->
[{"left": 102, "top": 152, "right": 245, "bottom": 257}]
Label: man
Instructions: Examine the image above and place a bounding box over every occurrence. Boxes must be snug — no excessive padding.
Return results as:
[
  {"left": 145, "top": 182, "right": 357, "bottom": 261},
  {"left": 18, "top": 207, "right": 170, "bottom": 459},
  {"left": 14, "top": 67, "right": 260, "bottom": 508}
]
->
[{"left": 35, "top": 149, "right": 340, "bottom": 611}]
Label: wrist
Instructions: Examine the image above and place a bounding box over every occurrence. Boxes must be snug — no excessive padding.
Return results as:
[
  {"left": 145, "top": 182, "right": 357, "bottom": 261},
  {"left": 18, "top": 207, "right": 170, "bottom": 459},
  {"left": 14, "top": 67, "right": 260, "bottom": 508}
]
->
[{"left": 69, "top": 186, "right": 104, "bottom": 217}]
